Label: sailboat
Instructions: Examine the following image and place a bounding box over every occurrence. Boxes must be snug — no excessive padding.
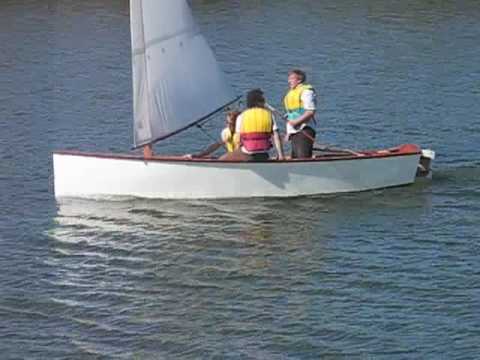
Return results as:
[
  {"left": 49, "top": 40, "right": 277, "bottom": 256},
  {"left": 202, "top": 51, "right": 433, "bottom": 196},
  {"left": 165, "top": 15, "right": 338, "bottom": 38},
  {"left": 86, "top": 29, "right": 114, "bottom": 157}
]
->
[{"left": 53, "top": 0, "right": 434, "bottom": 200}]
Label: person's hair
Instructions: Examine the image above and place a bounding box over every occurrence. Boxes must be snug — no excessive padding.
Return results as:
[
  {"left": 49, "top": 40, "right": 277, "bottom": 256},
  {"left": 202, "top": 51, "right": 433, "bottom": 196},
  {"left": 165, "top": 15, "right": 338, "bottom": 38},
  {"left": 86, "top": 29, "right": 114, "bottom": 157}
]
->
[
  {"left": 289, "top": 69, "right": 307, "bottom": 83},
  {"left": 226, "top": 111, "right": 240, "bottom": 129},
  {"left": 246, "top": 89, "right": 265, "bottom": 108}
]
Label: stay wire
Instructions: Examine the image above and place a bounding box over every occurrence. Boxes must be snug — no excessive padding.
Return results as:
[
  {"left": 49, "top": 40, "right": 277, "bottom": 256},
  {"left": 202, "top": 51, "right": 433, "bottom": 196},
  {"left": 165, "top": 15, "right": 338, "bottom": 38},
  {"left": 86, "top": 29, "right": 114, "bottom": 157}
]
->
[{"left": 196, "top": 123, "right": 220, "bottom": 144}]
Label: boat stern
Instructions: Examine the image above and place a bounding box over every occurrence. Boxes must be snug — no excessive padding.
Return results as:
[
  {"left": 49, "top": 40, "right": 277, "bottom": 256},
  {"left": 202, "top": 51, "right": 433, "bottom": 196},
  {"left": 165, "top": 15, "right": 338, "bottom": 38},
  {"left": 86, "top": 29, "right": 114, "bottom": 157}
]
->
[{"left": 416, "top": 149, "right": 435, "bottom": 178}]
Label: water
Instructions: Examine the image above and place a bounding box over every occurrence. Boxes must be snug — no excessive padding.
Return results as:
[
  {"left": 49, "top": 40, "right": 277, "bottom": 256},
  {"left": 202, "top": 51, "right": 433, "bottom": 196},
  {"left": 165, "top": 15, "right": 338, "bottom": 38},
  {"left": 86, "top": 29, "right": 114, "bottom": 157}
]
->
[{"left": 1, "top": 0, "right": 479, "bottom": 358}]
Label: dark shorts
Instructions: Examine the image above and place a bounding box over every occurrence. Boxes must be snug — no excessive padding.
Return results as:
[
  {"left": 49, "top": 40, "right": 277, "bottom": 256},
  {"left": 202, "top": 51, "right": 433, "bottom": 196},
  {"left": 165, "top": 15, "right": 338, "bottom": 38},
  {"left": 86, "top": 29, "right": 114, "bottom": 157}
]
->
[{"left": 290, "top": 126, "right": 316, "bottom": 158}]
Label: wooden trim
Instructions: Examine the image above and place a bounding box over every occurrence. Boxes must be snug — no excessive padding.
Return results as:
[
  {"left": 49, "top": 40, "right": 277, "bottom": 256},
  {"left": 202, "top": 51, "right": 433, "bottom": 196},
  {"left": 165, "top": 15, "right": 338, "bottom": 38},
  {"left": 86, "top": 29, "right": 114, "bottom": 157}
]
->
[{"left": 53, "top": 145, "right": 421, "bottom": 164}]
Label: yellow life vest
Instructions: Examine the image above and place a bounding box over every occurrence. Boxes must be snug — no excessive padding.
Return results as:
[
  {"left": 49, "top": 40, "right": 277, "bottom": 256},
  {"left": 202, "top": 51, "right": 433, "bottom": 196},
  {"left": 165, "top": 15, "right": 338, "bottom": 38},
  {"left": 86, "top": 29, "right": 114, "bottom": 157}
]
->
[
  {"left": 239, "top": 108, "right": 273, "bottom": 152},
  {"left": 221, "top": 127, "right": 238, "bottom": 153},
  {"left": 283, "top": 83, "right": 314, "bottom": 119}
]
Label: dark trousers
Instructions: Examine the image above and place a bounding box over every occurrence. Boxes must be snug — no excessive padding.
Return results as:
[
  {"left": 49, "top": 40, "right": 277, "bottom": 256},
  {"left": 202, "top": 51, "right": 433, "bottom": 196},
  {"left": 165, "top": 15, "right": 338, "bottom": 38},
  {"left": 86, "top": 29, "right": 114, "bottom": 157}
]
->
[{"left": 291, "top": 126, "right": 316, "bottom": 158}]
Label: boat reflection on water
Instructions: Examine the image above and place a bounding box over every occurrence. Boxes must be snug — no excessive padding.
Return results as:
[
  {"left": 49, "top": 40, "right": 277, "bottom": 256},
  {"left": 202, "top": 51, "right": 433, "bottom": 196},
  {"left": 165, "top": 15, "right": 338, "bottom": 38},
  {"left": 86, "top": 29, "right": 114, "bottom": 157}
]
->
[
  {"left": 44, "top": 189, "right": 433, "bottom": 357},
  {"left": 50, "top": 196, "right": 334, "bottom": 261},
  {"left": 49, "top": 185, "right": 433, "bottom": 271},
  {"left": 48, "top": 196, "right": 337, "bottom": 292}
]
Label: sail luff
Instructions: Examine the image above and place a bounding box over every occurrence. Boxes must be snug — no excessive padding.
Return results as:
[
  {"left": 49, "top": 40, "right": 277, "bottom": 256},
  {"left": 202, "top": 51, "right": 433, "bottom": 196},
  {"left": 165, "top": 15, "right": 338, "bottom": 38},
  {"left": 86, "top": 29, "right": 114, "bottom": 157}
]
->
[
  {"left": 130, "top": 0, "right": 237, "bottom": 147},
  {"left": 130, "top": 0, "right": 153, "bottom": 147}
]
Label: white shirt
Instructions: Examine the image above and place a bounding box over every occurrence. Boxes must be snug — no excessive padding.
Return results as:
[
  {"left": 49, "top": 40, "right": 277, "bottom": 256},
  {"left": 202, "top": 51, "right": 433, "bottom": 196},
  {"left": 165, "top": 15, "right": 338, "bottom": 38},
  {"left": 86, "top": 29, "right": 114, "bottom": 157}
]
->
[
  {"left": 235, "top": 110, "right": 278, "bottom": 154},
  {"left": 286, "top": 88, "right": 317, "bottom": 135},
  {"left": 301, "top": 89, "right": 317, "bottom": 111}
]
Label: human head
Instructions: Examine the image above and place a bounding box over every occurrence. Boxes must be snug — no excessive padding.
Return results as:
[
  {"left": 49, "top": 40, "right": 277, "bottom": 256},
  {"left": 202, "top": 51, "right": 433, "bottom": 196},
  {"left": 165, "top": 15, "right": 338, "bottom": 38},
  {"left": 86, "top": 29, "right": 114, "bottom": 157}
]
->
[
  {"left": 246, "top": 88, "right": 266, "bottom": 108},
  {"left": 288, "top": 69, "right": 306, "bottom": 89}
]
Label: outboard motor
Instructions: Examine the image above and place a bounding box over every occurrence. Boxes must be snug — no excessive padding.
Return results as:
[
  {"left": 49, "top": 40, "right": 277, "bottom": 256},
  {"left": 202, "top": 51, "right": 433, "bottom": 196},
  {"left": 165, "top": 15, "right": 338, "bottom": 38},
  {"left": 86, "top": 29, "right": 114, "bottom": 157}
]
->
[{"left": 417, "top": 149, "right": 435, "bottom": 178}]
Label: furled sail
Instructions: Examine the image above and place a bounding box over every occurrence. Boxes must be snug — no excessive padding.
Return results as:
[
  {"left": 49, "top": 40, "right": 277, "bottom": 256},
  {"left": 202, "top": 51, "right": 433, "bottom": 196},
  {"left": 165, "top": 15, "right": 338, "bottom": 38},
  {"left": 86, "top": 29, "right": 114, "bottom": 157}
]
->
[{"left": 130, "top": 0, "right": 237, "bottom": 147}]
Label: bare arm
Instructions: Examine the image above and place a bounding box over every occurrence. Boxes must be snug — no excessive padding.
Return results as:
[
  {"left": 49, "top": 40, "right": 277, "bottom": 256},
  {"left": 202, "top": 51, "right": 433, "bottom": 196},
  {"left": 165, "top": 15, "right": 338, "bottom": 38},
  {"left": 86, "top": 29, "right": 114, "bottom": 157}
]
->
[
  {"left": 273, "top": 130, "right": 284, "bottom": 160},
  {"left": 193, "top": 142, "right": 224, "bottom": 158}
]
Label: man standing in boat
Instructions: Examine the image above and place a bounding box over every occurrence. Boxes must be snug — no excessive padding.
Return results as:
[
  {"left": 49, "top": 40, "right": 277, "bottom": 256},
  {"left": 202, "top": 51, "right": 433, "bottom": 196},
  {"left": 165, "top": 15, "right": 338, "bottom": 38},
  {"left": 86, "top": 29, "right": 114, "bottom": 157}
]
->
[
  {"left": 284, "top": 69, "right": 317, "bottom": 158},
  {"left": 228, "top": 89, "right": 284, "bottom": 161}
]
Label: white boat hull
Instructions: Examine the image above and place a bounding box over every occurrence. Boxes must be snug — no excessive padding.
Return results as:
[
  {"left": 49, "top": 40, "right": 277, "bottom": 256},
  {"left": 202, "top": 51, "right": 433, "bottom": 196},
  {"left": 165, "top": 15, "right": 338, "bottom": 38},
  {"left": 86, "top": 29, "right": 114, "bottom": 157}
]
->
[{"left": 53, "top": 145, "right": 426, "bottom": 200}]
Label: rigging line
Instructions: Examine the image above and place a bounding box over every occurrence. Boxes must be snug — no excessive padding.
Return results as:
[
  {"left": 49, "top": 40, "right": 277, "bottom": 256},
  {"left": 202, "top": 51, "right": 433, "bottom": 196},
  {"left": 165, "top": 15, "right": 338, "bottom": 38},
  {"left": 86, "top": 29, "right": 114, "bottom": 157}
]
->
[
  {"left": 195, "top": 123, "right": 228, "bottom": 151},
  {"left": 195, "top": 124, "right": 217, "bottom": 142},
  {"left": 196, "top": 96, "right": 242, "bottom": 127}
]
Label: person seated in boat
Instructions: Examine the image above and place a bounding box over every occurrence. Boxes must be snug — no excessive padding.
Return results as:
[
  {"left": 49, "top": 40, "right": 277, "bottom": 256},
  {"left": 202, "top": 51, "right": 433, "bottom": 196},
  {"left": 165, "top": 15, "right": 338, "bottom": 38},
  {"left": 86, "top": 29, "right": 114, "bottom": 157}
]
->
[
  {"left": 284, "top": 69, "right": 317, "bottom": 158},
  {"left": 224, "top": 89, "right": 284, "bottom": 161},
  {"left": 185, "top": 111, "right": 241, "bottom": 158}
]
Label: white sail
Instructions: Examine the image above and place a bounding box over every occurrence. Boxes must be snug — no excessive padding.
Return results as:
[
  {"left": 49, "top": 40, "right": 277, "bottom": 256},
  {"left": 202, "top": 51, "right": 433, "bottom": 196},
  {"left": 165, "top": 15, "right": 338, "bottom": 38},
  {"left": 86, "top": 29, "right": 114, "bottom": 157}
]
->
[{"left": 130, "top": 0, "right": 237, "bottom": 147}]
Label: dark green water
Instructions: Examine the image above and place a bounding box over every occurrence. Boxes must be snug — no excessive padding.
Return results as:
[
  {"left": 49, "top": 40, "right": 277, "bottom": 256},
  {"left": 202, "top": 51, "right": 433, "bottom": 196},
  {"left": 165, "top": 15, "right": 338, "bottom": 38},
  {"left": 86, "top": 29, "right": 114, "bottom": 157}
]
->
[{"left": 1, "top": 0, "right": 479, "bottom": 358}]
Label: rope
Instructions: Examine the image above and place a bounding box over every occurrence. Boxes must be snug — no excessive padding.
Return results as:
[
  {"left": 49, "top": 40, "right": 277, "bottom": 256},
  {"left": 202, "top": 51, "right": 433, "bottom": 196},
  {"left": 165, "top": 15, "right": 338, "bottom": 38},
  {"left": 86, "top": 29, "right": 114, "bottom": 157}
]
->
[{"left": 196, "top": 123, "right": 228, "bottom": 151}]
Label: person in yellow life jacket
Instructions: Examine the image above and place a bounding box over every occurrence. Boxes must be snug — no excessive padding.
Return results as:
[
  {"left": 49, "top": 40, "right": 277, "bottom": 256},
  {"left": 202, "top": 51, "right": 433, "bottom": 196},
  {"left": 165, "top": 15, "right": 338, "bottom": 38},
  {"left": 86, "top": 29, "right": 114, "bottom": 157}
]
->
[
  {"left": 226, "top": 89, "right": 284, "bottom": 161},
  {"left": 185, "top": 111, "right": 241, "bottom": 158},
  {"left": 284, "top": 69, "right": 317, "bottom": 158}
]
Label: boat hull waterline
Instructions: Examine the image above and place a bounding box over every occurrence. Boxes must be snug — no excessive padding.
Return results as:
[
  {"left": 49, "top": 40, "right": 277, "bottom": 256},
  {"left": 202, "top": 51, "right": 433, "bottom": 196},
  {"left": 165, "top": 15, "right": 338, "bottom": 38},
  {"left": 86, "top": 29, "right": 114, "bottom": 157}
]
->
[{"left": 53, "top": 144, "right": 429, "bottom": 200}]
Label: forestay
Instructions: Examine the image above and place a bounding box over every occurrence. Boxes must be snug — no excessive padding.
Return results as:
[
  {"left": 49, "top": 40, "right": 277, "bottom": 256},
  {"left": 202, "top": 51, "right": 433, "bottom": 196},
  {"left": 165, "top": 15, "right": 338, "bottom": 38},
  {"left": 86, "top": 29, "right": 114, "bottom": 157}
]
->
[{"left": 130, "top": 0, "right": 237, "bottom": 147}]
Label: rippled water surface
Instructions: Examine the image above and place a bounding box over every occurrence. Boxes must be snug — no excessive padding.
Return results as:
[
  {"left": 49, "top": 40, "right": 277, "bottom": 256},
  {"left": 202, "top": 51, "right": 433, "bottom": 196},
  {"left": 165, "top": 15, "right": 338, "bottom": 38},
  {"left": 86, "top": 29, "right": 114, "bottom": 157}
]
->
[{"left": 1, "top": 0, "right": 479, "bottom": 358}]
